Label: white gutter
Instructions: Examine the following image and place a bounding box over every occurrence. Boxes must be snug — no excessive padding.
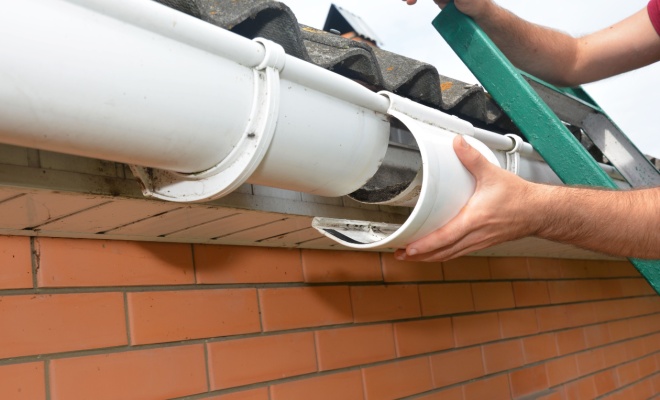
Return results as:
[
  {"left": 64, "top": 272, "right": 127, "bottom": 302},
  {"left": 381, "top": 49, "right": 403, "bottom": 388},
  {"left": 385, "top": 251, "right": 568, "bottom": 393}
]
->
[{"left": 0, "top": 0, "right": 628, "bottom": 249}]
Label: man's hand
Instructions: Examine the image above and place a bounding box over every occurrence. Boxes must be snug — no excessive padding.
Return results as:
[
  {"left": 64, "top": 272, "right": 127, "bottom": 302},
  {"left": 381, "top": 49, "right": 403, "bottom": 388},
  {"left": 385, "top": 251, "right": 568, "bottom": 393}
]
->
[
  {"left": 394, "top": 135, "right": 541, "bottom": 262},
  {"left": 404, "top": 0, "right": 445, "bottom": 7},
  {"left": 403, "top": 0, "right": 493, "bottom": 19},
  {"left": 394, "top": 135, "right": 660, "bottom": 261}
]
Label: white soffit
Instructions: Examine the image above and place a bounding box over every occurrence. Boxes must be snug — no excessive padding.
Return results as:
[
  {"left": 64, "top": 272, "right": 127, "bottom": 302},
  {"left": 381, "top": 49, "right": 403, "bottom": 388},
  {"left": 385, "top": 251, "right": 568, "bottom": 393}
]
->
[{"left": 0, "top": 144, "right": 622, "bottom": 260}]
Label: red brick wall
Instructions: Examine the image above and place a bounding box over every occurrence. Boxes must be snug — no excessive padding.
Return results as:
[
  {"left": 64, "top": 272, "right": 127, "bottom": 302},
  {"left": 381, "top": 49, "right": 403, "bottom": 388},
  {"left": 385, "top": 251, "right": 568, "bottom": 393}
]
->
[{"left": 0, "top": 236, "right": 658, "bottom": 399}]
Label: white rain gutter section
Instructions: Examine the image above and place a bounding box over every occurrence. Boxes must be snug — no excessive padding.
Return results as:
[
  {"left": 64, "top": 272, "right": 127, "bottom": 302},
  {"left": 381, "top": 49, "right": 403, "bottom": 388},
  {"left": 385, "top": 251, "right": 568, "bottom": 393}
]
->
[
  {"left": 0, "top": 0, "right": 390, "bottom": 201},
  {"left": 312, "top": 93, "right": 501, "bottom": 249},
  {"left": 0, "top": 0, "right": 629, "bottom": 249}
]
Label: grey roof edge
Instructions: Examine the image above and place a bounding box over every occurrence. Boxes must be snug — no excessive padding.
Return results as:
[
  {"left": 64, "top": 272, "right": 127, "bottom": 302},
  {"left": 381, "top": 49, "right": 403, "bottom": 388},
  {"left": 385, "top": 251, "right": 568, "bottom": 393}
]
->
[
  {"left": 155, "top": 0, "right": 514, "bottom": 131},
  {"left": 154, "top": 0, "right": 629, "bottom": 164}
]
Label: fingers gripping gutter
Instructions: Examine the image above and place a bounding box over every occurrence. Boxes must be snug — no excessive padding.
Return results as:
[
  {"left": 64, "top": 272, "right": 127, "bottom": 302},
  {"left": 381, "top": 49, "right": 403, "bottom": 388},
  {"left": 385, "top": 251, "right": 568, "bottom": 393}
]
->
[{"left": 396, "top": 135, "right": 534, "bottom": 262}]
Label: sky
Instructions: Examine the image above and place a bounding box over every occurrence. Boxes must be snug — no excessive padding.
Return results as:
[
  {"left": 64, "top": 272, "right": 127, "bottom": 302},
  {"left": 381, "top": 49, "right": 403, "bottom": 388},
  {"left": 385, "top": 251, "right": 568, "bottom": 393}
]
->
[{"left": 280, "top": 0, "right": 660, "bottom": 158}]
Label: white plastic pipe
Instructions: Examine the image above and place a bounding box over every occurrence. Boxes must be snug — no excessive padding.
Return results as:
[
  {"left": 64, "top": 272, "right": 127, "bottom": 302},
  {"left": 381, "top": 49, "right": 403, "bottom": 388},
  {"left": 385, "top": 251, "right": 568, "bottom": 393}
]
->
[
  {"left": 1, "top": 0, "right": 255, "bottom": 173},
  {"left": 0, "top": 0, "right": 629, "bottom": 243},
  {"left": 313, "top": 93, "right": 502, "bottom": 248},
  {"left": 0, "top": 0, "right": 389, "bottom": 198},
  {"left": 0, "top": 0, "right": 619, "bottom": 176}
]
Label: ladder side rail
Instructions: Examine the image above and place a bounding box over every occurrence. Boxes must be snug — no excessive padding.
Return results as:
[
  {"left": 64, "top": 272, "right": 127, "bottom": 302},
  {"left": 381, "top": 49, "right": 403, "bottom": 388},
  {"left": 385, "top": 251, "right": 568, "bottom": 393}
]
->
[{"left": 433, "top": 3, "right": 660, "bottom": 293}]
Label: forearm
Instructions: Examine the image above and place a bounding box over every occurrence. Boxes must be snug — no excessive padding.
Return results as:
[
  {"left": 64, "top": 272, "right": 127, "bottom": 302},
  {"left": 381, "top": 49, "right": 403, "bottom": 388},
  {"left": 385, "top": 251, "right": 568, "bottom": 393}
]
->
[
  {"left": 529, "top": 185, "right": 660, "bottom": 259},
  {"left": 395, "top": 136, "right": 659, "bottom": 263},
  {"left": 470, "top": 3, "right": 579, "bottom": 86},
  {"left": 453, "top": 3, "right": 660, "bottom": 86}
]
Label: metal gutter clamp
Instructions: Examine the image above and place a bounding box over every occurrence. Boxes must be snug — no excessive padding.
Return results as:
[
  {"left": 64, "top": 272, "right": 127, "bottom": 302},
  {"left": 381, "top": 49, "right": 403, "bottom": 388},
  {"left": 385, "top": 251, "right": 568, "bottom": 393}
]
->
[
  {"left": 312, "top": 92, "right": 500, "bottom": 249},
  {"left": 130, "top": 38, "right": 285, "bottom": 202}
]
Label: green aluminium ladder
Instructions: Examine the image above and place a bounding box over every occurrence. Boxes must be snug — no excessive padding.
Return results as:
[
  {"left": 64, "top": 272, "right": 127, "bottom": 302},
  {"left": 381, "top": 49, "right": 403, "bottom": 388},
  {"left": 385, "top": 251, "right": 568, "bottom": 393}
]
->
[{"left": 433, "top": 3, "right": 660, "bottom": 293}]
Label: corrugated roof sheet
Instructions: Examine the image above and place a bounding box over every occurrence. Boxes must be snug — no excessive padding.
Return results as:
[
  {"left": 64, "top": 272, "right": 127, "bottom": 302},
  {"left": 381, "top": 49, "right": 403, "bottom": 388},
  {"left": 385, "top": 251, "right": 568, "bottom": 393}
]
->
[
  {"left": 148, "top": 0, "right": 614, "bottom": 162},
  {"left": 159, "top": 0, "right": 515, "bottom": 130}
]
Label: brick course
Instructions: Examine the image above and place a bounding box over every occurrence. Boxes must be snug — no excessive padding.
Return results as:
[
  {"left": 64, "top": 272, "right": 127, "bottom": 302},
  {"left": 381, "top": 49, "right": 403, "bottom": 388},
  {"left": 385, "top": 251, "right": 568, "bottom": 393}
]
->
[
  {"left": 0, "top": 235, "right": 658, "bottom": 399},
  {"left": 0, "top": 236, "right": 32, "bottom": 289}
]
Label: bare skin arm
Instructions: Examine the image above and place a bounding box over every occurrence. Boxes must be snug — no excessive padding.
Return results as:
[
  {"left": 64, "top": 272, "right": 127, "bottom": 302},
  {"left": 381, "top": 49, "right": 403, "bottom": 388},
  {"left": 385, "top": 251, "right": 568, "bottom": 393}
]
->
[
  {"left": 396, "top": 1, "right": 660, "bottom": 260},
  {"left": 394, "top": 136, "right": 660, "bottom": 262},
  {"left": 405, "top": 0, "right": 660, "bottom": 86}
]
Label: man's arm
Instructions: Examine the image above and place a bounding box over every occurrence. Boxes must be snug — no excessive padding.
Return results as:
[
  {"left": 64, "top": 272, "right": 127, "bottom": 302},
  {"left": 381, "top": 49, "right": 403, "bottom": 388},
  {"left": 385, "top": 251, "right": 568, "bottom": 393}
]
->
[
  {"left": 394, "top": 136, "right": 660, "bottom": 262},
  {"left": 406, "top": 0, "right": 660, "bottom": 86}
]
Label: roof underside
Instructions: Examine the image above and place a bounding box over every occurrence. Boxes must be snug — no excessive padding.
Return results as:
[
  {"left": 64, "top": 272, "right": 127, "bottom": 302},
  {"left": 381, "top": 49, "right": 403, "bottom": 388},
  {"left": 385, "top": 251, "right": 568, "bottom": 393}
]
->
[
  {"left": 0, "top": 0, "right": 625, "bottom": 259},
  {"left": 0, "top": 141, "right": 620, "bottom": 260}
]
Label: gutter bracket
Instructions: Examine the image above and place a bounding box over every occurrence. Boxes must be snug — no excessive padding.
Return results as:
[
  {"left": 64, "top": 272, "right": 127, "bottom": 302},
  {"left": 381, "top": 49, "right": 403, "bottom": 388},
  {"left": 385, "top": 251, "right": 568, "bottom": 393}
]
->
[
  {"left": 130, "top": 38, "right": 285, "bottom": 202},
  {"left": 504, "top": 133, "right": 523, "bottom": 175}
]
